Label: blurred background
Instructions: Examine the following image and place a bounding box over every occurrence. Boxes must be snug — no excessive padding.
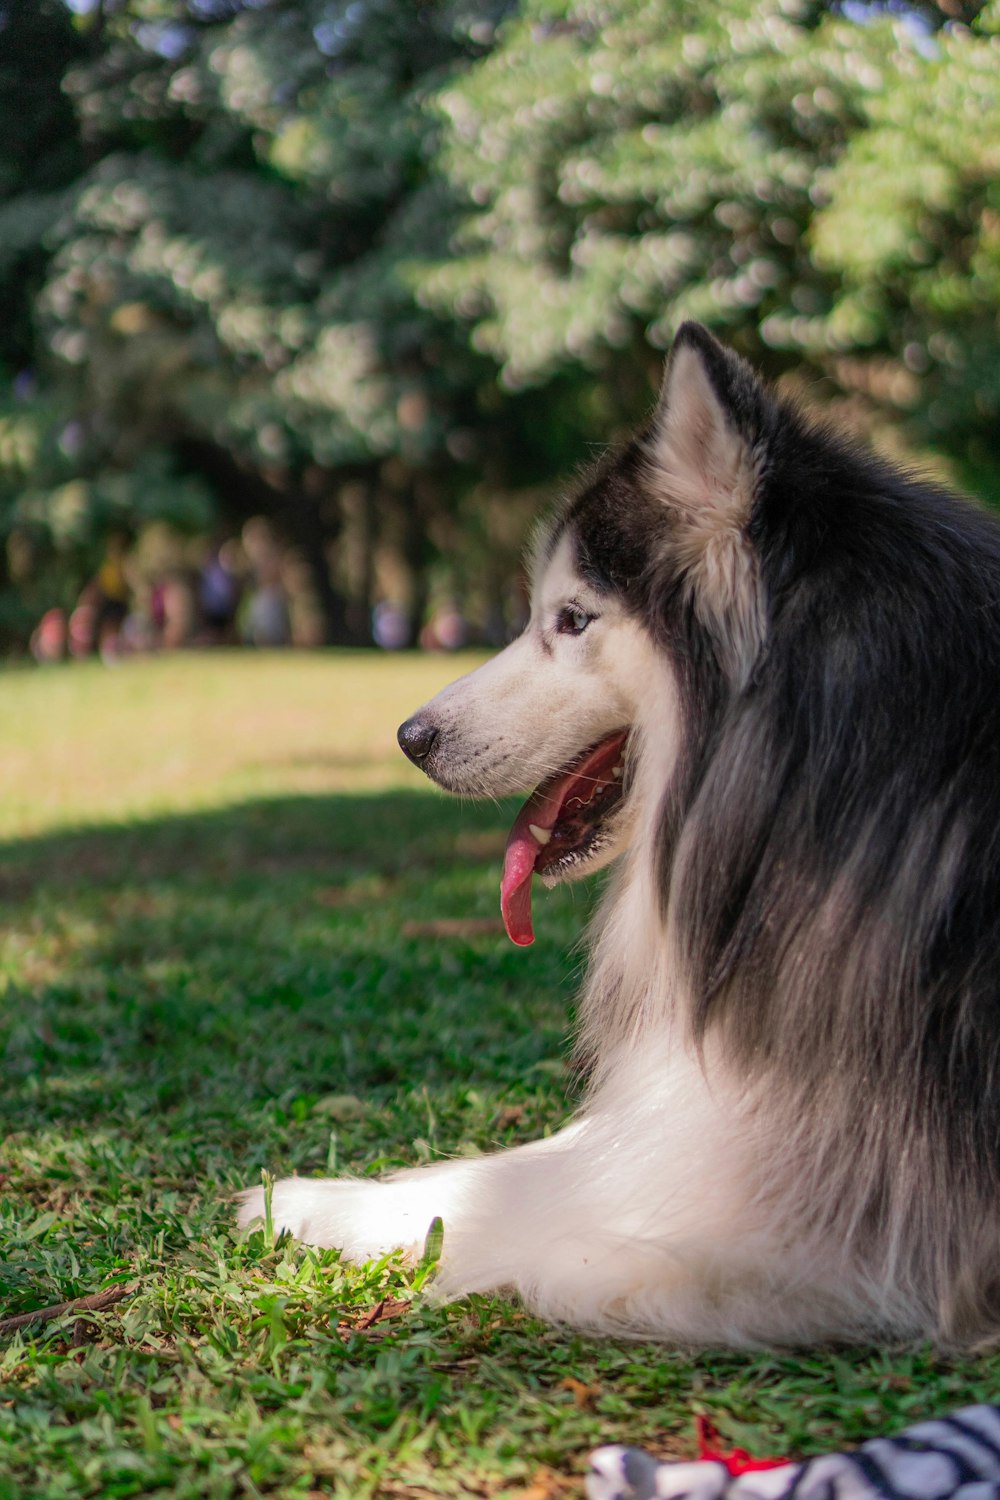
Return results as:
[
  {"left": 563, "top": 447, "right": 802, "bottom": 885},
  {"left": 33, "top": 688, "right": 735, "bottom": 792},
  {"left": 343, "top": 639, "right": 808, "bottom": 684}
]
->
[{"left": 0, "top": 0, "right": 997, "bottom": 662}]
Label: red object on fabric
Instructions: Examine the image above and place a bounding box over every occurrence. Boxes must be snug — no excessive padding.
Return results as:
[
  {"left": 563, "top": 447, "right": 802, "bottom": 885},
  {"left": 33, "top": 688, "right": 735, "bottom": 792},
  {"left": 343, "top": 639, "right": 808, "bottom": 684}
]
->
[{"left": 696, "top": 1417, "right": 790, "bottom": 1475}]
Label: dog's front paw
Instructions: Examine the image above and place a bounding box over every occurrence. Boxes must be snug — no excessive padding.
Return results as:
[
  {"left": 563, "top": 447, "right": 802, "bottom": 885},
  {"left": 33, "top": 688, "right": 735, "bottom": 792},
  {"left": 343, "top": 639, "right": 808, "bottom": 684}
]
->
[{"left": 235, "top": 1174, "right": 438, "bottom": 1261}]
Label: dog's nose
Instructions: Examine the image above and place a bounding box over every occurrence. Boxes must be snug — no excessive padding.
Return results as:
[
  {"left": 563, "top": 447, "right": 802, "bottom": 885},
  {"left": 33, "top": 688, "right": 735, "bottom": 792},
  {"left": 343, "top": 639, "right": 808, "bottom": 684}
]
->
[{"left": 397, "top": 716, "right": 439, "bottom": 765}]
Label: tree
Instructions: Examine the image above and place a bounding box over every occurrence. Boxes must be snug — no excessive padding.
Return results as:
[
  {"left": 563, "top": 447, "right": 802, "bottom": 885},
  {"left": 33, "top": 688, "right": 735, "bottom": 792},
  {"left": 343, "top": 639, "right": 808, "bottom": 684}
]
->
[
  {"left": 0, "top": 0, "right": 997, "bottom": 651},
  {"left": 810, "top": 3, "right": 1000, "bottom": 494},
  {"left": 416, "top": 0, "right": 1000, "bottom": 483},
  {"left": 0, "top": 0, "right": 518, "bottom": 646}
]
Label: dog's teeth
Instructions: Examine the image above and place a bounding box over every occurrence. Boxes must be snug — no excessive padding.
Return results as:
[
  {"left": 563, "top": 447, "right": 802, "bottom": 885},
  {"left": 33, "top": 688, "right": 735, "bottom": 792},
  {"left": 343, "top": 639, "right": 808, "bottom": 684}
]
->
[
  {"left": 528, "top": 823, "right": 552, "bottom": 845},
  {"left": 612, "top": 765, "right": 623, "bottom": 778}
]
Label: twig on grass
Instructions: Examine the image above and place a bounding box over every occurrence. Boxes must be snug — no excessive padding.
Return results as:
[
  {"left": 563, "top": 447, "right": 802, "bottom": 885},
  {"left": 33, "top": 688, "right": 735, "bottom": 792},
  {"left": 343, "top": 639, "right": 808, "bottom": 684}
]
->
[{"left": 0, "top": 1280, "right": 139, "bottom": 1336}]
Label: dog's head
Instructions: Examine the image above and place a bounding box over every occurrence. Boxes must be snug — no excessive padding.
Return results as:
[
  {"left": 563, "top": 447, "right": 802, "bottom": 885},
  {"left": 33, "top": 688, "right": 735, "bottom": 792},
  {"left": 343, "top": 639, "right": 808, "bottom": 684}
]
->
[{"left": 398, "top": 322, "right": 780, "bottom": 943}]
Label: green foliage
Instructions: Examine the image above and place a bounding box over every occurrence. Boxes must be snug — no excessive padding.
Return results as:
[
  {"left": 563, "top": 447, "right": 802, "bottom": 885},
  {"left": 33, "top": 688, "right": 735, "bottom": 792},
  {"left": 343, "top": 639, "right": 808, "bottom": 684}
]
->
[
  {"left": 0, "top": 0, "right": 519, "bottom": 645},
  {"left": 419, "top": 0, "right": 1000, "bottom": 435},
  {"left": 0, "top": 0, "right": 997, "bottom": 645},
  {"left": 811, "top": 3, "right": 1000, "bottom": 490}
]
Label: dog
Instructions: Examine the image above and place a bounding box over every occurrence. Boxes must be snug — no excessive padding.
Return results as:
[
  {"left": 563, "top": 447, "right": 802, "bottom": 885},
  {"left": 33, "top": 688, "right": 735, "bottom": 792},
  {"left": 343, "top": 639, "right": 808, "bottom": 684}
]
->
[{"left": 239, "top": 322, "right": 1000, "bottom": 1348}]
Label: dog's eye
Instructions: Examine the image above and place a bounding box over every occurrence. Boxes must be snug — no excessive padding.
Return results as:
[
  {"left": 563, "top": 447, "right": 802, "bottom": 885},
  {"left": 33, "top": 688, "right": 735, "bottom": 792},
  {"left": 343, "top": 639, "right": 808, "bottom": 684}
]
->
[{"left": 556, "top": 604, "right": 594, "bottom": 636}]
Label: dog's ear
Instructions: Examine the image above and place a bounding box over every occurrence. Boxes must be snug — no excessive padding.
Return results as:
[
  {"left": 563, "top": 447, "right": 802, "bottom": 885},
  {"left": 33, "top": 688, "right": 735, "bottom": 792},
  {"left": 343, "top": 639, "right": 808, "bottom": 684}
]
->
[{"left": 646, "top": 322, "right": 766, "bottom": 686}]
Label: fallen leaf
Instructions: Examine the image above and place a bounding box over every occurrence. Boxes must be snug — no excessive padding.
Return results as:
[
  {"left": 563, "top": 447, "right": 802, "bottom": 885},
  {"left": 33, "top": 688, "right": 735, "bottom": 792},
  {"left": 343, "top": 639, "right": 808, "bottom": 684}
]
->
[
  {"left": 493, "top": 1105, "right": 526, "bottom": 1131},
  {"left": 558, "top": 1375, "right": 600, "bottom": 1409},
  {"left": 348, "top": 1296, "right": 412, "bottom": 1333}
]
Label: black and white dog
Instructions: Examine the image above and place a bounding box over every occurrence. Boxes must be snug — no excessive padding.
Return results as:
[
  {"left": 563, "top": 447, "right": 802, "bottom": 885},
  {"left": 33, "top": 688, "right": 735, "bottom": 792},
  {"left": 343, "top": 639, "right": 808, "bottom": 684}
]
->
[{"left": 240, "top": 324, "right": 1000, "bottom": 1348}]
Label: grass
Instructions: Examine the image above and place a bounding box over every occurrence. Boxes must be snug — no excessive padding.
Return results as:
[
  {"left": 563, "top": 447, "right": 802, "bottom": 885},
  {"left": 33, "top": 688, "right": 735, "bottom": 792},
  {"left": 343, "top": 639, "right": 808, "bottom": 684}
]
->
[{"left": 1, "top": 651, "right": 998, "bottom": 1500}]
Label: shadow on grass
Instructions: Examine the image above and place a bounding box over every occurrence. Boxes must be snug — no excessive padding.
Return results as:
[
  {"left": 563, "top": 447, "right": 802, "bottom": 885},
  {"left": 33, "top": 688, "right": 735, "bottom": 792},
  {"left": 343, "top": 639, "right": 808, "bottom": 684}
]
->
[
  {"left": 0, "top": 787, "right": 505, "bottom": 893},
  {"left": 0, "top": 788, "right": 587, "bottom": 1180}
]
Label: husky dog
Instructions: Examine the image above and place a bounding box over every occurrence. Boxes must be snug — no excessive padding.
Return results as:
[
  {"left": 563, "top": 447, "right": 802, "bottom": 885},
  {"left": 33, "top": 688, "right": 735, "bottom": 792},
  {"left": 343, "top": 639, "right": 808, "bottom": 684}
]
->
[{"left": 239, "top": 324, "right": 1000, "bottom": 1348}]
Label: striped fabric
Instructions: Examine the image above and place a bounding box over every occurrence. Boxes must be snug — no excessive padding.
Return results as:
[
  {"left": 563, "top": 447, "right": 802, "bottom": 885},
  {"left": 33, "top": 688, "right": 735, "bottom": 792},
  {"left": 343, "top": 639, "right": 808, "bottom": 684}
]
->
[{"left": 587, "top": 1406, "right": 1000, "bottom": 1500}]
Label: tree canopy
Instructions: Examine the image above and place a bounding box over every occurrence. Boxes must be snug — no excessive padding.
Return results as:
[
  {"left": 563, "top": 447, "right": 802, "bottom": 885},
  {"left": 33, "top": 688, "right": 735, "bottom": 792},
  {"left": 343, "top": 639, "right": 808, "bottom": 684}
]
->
[{"left": 0, "top": 0, "right": 997, "bottom": 647}]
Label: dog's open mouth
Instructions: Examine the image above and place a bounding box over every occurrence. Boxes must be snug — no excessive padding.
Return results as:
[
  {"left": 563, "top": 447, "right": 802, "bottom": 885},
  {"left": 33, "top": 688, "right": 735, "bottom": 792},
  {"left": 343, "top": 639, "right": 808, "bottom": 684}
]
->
[{"left": 501, "top": 729, "right": 630, "bottom": 946}]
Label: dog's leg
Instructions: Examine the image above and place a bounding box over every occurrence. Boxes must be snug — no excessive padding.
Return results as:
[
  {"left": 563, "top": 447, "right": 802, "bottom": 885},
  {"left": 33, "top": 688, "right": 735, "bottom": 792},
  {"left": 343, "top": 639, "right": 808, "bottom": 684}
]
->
[
  {"left": 235, "top": 1119, "right": 587, "bottom": 1266},
  {"left": 236, "top": 1047, "right": 889, "bottom": 1343},
  {"left": 235, "top": 1050, "right": 768, "bottom": 1340},
  {"left": 236, "top": 1102, "right": 768, "bottom": 1339}
]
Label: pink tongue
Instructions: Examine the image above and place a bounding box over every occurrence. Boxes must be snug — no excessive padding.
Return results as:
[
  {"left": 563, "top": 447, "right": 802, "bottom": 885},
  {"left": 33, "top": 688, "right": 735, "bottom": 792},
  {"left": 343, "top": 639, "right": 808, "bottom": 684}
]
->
[
  {"left": 499, "top": 730, "right": 628, "bottom": 946},
  {"left": 501, "top": 794, "right": 551, "bottom": 947}
]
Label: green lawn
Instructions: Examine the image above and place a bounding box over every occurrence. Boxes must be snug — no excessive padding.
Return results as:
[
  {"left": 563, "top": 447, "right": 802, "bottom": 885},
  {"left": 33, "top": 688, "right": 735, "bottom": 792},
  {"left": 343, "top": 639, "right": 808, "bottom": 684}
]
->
[{"left": 1, "top": 652, "right": 998, "bottom": 1500}]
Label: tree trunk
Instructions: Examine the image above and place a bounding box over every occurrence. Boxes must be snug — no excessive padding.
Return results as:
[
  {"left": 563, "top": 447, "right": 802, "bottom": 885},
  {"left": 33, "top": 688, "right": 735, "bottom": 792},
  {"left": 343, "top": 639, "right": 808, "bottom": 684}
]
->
[
  {"left": 283, "top": 478, "right": 347, "bottom": 646},
  {"left": 339, "top": 475, "right": 378, "bottom": 645},
  {"left": 400, "top": 479, "right": 431, "bottom": 648}
]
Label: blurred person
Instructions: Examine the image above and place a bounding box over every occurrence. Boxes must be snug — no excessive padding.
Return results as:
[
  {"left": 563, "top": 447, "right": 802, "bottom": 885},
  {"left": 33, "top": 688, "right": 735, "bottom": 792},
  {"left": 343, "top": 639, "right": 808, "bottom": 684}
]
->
[
  {"left": 92, "top": 531, "right": 132, "bottom": 662},
  {"left": 419, "top": 602, "right": 468, "bottom": 651},
  {"left": 244, "top": 581, "right": 291, "bottom": 647},
  {"left": 30, "top": 607, "right": 67, "bottom": 664},
  {"left": 149, "top": 577, "right": 168, "bottom": 644},
  {"left": 119, "top": 607, "right": 158, "bottom": 655},
  {"left": 198, "top": 539, "right": 242, "bottom": 644},
  {"left": 372, "top": 599, "right": 408, "bottom": 649},
  {"left": 242, "top": 517, "right": 291, "bottom": 648},
  {"left": 160, "top": 571, "right": 199, "bottom": 649},
  {"left": 68, "top": 583, "right": 98, "bottom": 658}
]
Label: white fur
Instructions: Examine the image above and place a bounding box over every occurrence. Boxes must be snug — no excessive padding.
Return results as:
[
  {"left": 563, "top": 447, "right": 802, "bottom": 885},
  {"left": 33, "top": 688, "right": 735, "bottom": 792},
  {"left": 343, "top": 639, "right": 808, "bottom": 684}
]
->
[
  {"left": 413, "top": 533, "right": 660, "bottom": 820},
  {"left": 238, "top": 1032, "right": 910, "bottom": 1343},
  {"left": 236, "top": 513, "right": 922, "bottom": 1346}
]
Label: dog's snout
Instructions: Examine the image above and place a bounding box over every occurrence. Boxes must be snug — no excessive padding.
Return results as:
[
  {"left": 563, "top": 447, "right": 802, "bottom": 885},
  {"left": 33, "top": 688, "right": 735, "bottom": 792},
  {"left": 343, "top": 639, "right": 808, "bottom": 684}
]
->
[{"left": 398, "top": 716, "right": 439, "bottom": 766}]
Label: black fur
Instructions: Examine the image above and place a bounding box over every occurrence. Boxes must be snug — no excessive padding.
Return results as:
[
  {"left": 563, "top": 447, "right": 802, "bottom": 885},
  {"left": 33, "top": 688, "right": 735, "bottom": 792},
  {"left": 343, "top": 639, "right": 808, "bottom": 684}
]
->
[{"left": 559, "top": 327, "right": 1000, "bottom": 1340}]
